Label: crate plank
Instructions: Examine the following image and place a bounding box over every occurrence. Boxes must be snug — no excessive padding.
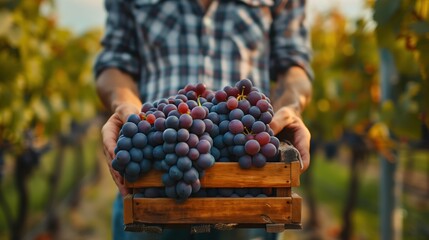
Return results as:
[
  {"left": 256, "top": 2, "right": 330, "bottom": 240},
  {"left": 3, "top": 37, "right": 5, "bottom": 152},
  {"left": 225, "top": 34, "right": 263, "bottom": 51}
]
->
[
  {"left": 132, "top": 197, "right": 292, "bottom": 224},
  {"left": 291, "top": 193, "right": 302, "bottom": 224},
  {"left": 125, "top": 162, "right": 298, "bottom": 188}
]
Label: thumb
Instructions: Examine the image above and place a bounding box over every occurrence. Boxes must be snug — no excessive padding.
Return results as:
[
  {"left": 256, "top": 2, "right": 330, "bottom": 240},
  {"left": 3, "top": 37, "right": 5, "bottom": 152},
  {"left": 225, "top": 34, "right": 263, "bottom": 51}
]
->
[{"left": 115, "top": 103, "right": 141, "bottom": 123}]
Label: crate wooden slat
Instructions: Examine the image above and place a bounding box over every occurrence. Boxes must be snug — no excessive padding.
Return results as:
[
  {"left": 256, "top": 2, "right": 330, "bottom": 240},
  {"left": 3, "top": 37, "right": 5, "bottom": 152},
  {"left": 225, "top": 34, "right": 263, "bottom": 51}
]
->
[
  {"left": 126, "top": 162, "right": 299, "bottom": 188},
  {"left": 132, "top": 197, "right": 292, "bottom": 224}
]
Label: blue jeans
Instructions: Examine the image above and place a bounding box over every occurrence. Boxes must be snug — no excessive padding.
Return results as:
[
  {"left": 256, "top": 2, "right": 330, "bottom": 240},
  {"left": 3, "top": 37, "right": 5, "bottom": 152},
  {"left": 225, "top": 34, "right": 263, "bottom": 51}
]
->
[{"left": 112, "top": 193, "right": 278, "bottom": 240}]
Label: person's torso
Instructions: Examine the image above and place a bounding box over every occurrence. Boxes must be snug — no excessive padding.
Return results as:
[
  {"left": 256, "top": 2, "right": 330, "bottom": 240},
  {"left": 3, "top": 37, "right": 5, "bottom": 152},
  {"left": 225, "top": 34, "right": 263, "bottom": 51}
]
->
[{"left": 129, "top": 0, "right": 276, "bottom": 102}]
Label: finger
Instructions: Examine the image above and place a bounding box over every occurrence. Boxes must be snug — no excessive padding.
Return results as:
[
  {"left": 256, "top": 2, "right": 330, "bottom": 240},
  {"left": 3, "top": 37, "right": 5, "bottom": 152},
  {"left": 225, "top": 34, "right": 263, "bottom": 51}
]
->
[
  {"left": 109, "top": 168, "right": 129, "bottom": 196},
  {"left": 101, "top": 114, "right": 123, "bottom": 160},
  {"left": 269, "top": 108, "right": 296, "bottom": 135},
  {"left": 292, "top": 126, "right": 311, "bottom": 172}
]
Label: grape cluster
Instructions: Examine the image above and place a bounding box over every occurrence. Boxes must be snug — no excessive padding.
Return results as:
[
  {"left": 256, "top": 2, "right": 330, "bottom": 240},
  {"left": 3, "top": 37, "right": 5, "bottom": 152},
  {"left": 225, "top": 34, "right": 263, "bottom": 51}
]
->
[
  {"left": 112, "top": 79, "right": 280, "bottom": 201},
  {"left": 209, "top": 79, "right": 280, "bottom": 168}
]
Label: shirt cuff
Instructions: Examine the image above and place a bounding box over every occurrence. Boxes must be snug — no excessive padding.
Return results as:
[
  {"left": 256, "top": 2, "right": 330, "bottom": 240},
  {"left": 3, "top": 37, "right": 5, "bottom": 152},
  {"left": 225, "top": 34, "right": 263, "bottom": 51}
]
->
[{"left": 93, "top": 50, "right": 140, "bottom": 81}]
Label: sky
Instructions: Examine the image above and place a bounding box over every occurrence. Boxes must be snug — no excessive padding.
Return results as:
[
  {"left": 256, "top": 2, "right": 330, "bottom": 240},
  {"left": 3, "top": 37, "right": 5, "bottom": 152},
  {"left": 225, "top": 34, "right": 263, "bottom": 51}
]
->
[{"left": 56, "top": 0, "right": 369, "bottom": 34}]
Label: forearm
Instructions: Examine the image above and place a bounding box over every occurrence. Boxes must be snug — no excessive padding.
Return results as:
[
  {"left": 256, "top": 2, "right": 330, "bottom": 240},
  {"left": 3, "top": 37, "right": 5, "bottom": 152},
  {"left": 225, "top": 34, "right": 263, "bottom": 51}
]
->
[
  {"left": 270, "top": 66, "right": 312, "bottom": 116},
  {"left": 96, "top": 68, "right": 142, "bottom": 113}
]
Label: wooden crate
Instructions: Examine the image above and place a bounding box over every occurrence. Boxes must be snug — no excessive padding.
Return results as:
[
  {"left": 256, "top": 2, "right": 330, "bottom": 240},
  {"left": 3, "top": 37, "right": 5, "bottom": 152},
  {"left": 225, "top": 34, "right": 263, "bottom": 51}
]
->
[{"left": 123, "top": 143, "right": 302, "bottom": 234}]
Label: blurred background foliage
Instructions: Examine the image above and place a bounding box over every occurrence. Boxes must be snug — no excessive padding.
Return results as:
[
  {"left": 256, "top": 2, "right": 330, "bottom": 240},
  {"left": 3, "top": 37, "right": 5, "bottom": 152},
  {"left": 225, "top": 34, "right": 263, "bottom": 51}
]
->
[{"left": 0, "top": 0, "right": 428, "bottom": 240}]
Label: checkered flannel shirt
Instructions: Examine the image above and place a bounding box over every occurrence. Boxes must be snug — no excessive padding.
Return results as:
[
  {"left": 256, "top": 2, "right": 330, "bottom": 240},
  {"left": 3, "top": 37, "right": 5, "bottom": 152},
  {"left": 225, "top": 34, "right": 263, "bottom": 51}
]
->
[{"left": 94, "top": 0, "right": 313, "bottom": 103}]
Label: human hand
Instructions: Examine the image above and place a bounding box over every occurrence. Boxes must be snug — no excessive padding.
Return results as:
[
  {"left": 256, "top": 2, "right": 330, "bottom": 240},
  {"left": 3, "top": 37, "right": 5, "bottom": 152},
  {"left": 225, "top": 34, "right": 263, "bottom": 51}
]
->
[
  {"left": 101, "top": 103, "right": 141, "bottom": 196},
  {"left": 269, "top": 106, "right": 311, "bottom": 172}
]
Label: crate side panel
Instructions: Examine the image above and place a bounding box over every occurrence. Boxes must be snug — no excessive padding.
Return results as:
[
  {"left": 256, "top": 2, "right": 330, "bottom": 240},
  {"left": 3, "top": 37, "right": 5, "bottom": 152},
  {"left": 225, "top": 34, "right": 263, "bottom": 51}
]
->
[
  {"left": 132, "top": 197, "right": 292, "bottom": 224},
  {"left": 126, "top": 162, "right": 293, "bottom": 188}
]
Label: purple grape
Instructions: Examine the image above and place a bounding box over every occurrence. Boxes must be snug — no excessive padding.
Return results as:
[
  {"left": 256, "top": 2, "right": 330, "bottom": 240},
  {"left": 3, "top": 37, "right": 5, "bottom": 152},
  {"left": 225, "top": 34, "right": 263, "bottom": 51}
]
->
[
  {"left": 116, "top": 150, "right": 130, "bottom": 165},
  {"left": 207, "top": 112, "right": 220, "bottom": 124},
  {"left": 154, "top": 118, "right": 166, "bottom": 131},
  {"left": 223, "top": 132, "right": 235, "bottom": 146},
  {"left": 241, "top": 114, "right": 255, "bottom": 130},
  {"left": 187, "top": 134, "right": 199, "bottom": 148},
  {"left": 229, "top": 108, "right": 244, "bottom": 120},
  {"left": 233, "top": 133, "right": 246, "bottom": 145},
  {"left": 175, "top": 142, "right": 190, "bottom": 156},
  {"left": 162, "top": 173, "right": 175, "bottom": 186},
  {"left": 183, "top": 168, "right": 199, "bottom": 183},
  {"left": 203, "top": 119, "right": 214, "bottom": 132},
  {"left": 125, "top": 162, "right": 140, "bottom": 176},
  {"left": 163, "top": 142, "right": 176, "bottom": 153},
  {"left": 153, "top": 145, "right": 166, "bottom": 160},
  {"left": 112, "top": 158, "right": 125, "bottom": 172},
  {"left": 132, "top": 133, "right": 147, "bottom": 148},
  {"left": 188, "top": 148, "right": 200, "bottom": 161},
  {"left": 249, "top": 106, "right": 261, "bottom": 118},
  {"left": 251, "top": 121, "right": 266, "bottom": 134},
  {"left": 270, "top": 136, "right": 280, "bottom": 149},
  {"left": 256, "top": 99, "right": 269, "bottom": 112},
  {"left": 176, "top": 181, "right": 192, "bottom": 200},
  {"left": 169, "top": 165, "right": 183, "bottom": 181},
  {"left": 191, "top": 179, "right": 201, "bottom": 193},
  {"left": 190, "top": 119, "right": 205, "bottom": 135},
  {"left": 153, "top": 110, "right": 165, "bottom": 119},
  {"left": 238, "top": 99, "right": 251, "bottom": 113},
  {"left": 259, "top": 112, "right": 273, "bottom": 124},
  {"left": 165, "top": 153, "right": 178, "bottom": 166},
  {"left": 167, "top": 109, "right": 181, "bottom": 118},
  {"left": 197, "top": 139, "right": 211, "bottom": 154},
  {"left": 141, "top": 102, "right": 154, "bottom": 112},
  {"left": 247, "top": 91, "right": 262, "bottom": 105},
  {"left": 177, "top": 128, "right": 190, "bottom": 142},
  {"left": 232, "top": 145, "right": 245, "bottom": 157},
  {"left": 229, "top": 119, "right": 244, "bottom": 134},
  {"left": 216, "top": 102, "right": 229, "bottom": 114},
  {"left": 219, "top": 120, "right": 230, "bottom": 134},
  {"left": 213, "top": 135, "right": 225, "bottom": 149},
  {"left": 191, "top": 106, "right": 206, "bottom": 119},
  {"left": 129, "top": 148, "right": 143, "bottom": 163},
  {"left": 137, "top": 120, "right": 152, "bottom": 134},
  {"left": 140, "top": 159, "right": 151, "bottom": 173},
  {"left": 117, "top": 137, "right": 132, "bottom": 151},
  {"left": 252, "top": 153, "right": 267, "bottom": 168},
  {"left": 245, "top": 139, "right": 260, "bottom": 155},
  {"left": 261, "top": 143, "right": 278, "bottom": 158},
  {"left": 127, "top": 114, "right": 141, "bottom": 124},
  {"left": 188, "top": 99, "right": 199, "bottom": 109},
  {"left": 224, "top": 85, "right": 239, "bottom": 97},
  {"left": 197, "top": 153, "right": 215, "bottom": 169},
  {"left": 211, "top": 147, "right": 221, "bottom": 160},
  {"left": 235, "top": 79, "right": 253, "bottom": 95},
  {"left": 163, "top": 104, "right": 177, "bottom": 116},
  {"left": 142, "top": 145, "right": 153, "bottom": 160},
  {"left": 165, "top": 116, "right": 180, "bottom": 129},
  {"left": 177, "top": 156, "right": 192, "bottom": 171},
  {"left": 163, "top": 128, "right": 177, "bottom": 143},
  {"left": 179, "top": 114, "right": 193, "bottom": 129}
]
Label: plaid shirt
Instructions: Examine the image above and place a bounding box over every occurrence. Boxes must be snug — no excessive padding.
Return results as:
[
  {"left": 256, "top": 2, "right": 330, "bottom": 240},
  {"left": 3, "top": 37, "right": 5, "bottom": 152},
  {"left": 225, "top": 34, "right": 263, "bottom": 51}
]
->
[{"left": 94, "top": 0, "right": 313, "bottom": 103}]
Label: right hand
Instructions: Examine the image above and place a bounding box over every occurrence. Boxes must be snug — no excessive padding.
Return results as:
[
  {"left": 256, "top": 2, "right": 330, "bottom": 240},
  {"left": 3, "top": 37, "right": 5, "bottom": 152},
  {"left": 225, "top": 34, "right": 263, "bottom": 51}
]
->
[{"left": 101, "top": 103, "right": 141, "bottom": 196}]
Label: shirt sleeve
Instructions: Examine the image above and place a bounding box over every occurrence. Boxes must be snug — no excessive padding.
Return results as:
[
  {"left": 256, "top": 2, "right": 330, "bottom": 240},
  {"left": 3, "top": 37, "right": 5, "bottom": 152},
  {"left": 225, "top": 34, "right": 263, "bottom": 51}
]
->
[
  {"left": 93, "top": 0, "right": 140, "bottom": 80},
  {"left": 269, "top": 0, "right": 314, "bottom": 81}
]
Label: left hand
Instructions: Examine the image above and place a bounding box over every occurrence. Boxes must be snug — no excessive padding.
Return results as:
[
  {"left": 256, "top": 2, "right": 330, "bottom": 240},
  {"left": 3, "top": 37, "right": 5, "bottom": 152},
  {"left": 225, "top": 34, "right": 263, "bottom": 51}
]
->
[{"left": 269, "top": 106, "right": 311, "bottom": 172}]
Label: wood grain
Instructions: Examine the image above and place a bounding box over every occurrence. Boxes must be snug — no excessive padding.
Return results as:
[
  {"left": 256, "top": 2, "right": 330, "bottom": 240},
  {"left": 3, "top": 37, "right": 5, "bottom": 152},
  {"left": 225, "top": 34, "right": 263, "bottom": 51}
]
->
[
  {"left": 125, "top": 162, "right": 299, "bottom": 188},
  {"left": 132, "top": 197, "right": 292, "bottom": 224}
]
